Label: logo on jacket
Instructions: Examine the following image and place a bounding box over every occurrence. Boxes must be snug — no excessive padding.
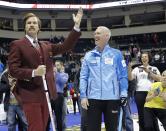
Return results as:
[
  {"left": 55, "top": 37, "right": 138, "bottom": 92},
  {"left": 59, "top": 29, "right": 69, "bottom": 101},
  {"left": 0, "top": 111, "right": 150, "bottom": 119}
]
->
[{"left": 104, "top": 58, "right": 113, "bottom": 65}]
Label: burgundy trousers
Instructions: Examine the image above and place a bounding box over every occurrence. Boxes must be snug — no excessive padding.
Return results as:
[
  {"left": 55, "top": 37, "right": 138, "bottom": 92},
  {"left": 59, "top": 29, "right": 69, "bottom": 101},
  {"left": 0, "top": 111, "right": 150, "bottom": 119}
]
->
[{"left": 22, "top": 99, "right": 49, "bottom": 131}]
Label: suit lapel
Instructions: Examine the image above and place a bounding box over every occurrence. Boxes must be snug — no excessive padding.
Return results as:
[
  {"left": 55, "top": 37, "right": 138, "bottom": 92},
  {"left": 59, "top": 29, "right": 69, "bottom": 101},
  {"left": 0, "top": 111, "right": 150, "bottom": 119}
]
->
[
  {"left": 23, "top": 37, "right": 41, "bottom": 62},
  {"left": 23, "top": 37, "right": 33, "bottom": 47}
]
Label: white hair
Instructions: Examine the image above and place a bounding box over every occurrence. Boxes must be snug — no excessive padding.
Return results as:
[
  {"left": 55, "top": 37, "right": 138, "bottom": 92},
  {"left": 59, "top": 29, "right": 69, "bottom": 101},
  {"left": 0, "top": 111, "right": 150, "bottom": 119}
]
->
[{"left": 98, "top": 26, "right": 111, "bottom": 39}]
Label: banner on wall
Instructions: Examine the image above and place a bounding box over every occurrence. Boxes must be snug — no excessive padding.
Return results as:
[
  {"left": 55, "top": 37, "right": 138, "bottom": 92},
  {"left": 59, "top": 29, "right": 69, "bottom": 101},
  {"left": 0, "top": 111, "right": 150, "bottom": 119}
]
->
[{"left": 0, "top": 0, "right": 164, "bottom": 9}]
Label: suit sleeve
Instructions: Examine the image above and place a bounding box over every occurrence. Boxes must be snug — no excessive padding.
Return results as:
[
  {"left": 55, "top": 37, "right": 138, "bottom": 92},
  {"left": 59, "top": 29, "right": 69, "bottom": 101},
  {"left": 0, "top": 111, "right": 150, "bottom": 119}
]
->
[
  {"left": 51, "top": 30, "right": 81, "bottom": 56},
  {"left": 8, "top": 42, "right": 33, "bottom": 80},
  {"left": 117, "top": 51, "right": 128, "bottom": 97}
]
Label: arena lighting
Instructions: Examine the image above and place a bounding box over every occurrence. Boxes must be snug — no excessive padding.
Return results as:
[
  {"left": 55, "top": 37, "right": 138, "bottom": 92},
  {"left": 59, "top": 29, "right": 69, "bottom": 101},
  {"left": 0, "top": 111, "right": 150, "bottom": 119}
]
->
[
  {"left": 0, "top": 0, "right": 165, "bottom": 9},
  {"left": 92, "top": 0, "right": 165, "bottom": 9}
]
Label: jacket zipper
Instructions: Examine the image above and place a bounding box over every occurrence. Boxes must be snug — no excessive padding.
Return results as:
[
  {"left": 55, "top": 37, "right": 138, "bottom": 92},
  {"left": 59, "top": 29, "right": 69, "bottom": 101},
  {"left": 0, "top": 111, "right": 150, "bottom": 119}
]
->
[
  {"left": 112, "top": 80, "right": 115, "bottom": 95},
  {"left": 100, "top": 54, "right": 102, "bottom": 99},
  {"left": 88, "top": 80, "right": 92, "bottom": 95}
]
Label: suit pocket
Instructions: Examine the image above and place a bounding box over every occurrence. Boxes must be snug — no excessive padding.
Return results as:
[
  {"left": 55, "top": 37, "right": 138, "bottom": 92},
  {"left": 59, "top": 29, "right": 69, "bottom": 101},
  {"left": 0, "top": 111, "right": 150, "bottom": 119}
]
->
[
  {"left": 17, "top": 80, "right": 33, "bottom": 89},
  {"left": 32, "top": 77, "right": 43, "bottom": 87}
]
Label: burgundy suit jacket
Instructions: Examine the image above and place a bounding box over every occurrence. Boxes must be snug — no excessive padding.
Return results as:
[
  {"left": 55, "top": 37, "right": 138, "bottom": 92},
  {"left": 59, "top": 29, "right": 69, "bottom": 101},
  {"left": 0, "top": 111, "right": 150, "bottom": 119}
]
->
[{"left": 8, "top": 30, "right": 81, "bottom": 104}]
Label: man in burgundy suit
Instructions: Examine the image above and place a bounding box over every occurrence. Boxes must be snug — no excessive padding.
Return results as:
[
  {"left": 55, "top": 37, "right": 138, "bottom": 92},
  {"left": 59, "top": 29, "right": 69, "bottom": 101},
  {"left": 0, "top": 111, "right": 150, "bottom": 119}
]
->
[{"left": 8, "top": 8, "right": 83, "bottom": 131}]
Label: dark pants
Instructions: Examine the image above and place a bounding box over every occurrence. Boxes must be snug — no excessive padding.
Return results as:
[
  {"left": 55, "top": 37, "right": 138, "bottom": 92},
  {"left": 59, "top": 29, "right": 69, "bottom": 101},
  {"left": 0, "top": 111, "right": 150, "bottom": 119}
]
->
[
  {"left": 47, "top": 93, "right": 64, "bottom": 131},
  {"left": 122, "top": 98, "right": 134, "bottom": 131},
  {"left": 87, "top": 99, "right": 120, "bottom": 131},
  {"left": 135, "top": 91, "right": 159, "bottom": 131},
  {"left": 22, "top": 99, "right": 49, "bottom": 131},
  {"left": 79, "top": 98, "right": 88, "bottom": 131},
  {"left": 81, "top": 108, "right": 88, "bottom": 131},
  {"left": 72, "top": 98, "right": 80, "bottom": 114},
  {"left": 144, "top": 108, "right": 166, "bottom": 131}
]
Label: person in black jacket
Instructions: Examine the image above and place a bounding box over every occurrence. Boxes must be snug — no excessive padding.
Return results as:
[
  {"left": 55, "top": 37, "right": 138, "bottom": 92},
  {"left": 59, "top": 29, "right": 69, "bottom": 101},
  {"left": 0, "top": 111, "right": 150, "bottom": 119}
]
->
[
  {"left": 0, "top": 69, "right": 10, "bottom": 112},
  {"left": 0, "top": 68, "right": 28, "bottom": 131}
]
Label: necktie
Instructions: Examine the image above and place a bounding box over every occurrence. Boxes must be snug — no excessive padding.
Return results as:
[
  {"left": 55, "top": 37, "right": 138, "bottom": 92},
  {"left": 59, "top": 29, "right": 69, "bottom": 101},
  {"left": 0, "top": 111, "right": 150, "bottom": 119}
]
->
[{"left": 33, "top": 40, "right": 40, "bottom": 49}]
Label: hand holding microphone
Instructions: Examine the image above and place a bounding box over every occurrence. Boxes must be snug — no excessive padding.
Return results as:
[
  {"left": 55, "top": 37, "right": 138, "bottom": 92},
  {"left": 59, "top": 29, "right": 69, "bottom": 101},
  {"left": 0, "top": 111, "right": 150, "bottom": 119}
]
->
[{"left": 34, "top": 65, "right": 46, "bottom": 76}]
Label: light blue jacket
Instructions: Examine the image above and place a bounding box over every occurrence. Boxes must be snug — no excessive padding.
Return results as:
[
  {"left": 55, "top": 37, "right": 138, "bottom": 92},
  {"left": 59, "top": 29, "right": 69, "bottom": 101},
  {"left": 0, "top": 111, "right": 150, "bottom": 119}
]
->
[{"left": 80, "top": 44, "right": 128, "bottom": 100}]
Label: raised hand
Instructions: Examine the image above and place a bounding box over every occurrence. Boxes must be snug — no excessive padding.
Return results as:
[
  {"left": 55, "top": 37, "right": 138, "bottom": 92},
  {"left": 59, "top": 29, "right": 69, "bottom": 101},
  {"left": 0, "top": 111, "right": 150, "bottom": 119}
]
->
[{"left": 73, "top": 7, "right": 83, "bottom": 29}]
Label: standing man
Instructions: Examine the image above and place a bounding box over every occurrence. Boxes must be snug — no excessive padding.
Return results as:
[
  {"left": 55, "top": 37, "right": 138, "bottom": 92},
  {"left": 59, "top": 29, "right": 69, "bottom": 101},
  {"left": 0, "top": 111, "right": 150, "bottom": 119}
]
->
[
  {"left": 8, "top": 8, "right": 83, "bottom": 131},
  {"left": 46, "top": 60, "right": 69, "bottom": 131},
  {"left": 52, "top": 60, "right": 69, "bottom": 131},
  {"left": 80, "top": 26, "right": 128, "bottom": 131}
]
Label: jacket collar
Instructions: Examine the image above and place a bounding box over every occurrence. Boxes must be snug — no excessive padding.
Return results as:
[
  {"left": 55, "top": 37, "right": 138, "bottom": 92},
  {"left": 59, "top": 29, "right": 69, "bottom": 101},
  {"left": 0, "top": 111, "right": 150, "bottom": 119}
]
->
[{"left": 91, "top": 44, "right": 110, "bottom": 55}]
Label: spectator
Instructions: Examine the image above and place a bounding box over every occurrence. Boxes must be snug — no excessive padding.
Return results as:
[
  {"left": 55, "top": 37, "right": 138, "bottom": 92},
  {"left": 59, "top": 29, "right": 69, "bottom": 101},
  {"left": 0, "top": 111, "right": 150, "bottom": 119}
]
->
[
  {"left": 0, "top": 60, "right": 4, "bottom": 75},
  {"left": 121, "top": 63, "right": 135, "bottom": 131},
  {"left": 0, "top": 68, "right": 28, "bottom": 131},
  {"left": 48, "top": 60, "right": 69, "bottom": 131},
  {"left": 74, "top": 57, "right": 87, "bottom": 131},
  {"left": 70, "top": 86, "right": 80, "bottom": 114},
  {"left": 128, "top": 52, "right": 161, "bottom": 131},
  {"left": 144, "top": 70, "right": 166, "bottom": 131}
]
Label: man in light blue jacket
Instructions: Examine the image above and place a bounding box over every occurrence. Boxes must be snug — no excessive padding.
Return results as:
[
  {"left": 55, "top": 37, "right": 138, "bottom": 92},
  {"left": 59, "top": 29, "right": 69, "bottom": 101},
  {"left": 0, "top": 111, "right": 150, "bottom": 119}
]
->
[{"left": 80, "top": 26, "right": 128, "bottom": 131}]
